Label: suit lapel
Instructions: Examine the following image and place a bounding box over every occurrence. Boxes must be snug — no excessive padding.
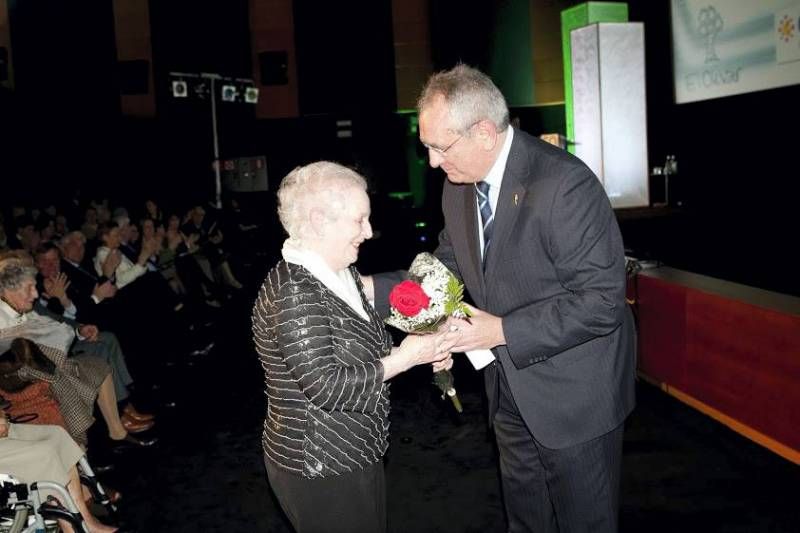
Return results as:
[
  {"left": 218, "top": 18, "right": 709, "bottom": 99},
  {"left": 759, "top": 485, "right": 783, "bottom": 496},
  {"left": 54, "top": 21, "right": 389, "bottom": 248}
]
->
[
  {"left": 484, "top": 136, "right": 530, "bottom": 280},
  {"left": 459, "top": 183, "right": 486, "bottom": 306}
]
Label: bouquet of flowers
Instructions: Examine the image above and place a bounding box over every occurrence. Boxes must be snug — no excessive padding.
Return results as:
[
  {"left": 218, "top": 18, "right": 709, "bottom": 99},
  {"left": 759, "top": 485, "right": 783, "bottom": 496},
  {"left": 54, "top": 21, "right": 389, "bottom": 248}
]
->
[{"left": 385, "top": 253, "right": 471, "bottom": 412}]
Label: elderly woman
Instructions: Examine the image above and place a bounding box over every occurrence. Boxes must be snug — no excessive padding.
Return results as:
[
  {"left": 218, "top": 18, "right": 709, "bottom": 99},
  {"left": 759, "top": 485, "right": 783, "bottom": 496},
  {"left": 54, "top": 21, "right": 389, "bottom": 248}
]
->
[
  {"left": 252, "top": 161, "right": 458, "bottom": 533},
  {"left": 0, "top": 413, "right": 118, "bottom": 532},
  {"left": 0, "top": 256, "right": 155, "bottom": 448}
]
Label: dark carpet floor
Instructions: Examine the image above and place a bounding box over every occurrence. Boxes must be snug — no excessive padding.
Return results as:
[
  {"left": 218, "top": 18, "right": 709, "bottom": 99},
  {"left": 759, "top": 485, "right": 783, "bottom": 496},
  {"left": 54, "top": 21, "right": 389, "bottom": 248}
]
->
[{"left": 93, "top": 266, "right": 800, "bottom": 533}]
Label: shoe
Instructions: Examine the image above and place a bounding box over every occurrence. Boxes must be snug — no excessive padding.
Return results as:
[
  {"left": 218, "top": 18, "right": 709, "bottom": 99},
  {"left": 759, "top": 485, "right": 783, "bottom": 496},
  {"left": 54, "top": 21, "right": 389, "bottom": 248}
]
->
[
  {"left": 93, "top": 462, "right": 115, "bottom": 474},
  {"left": 121, "top": 415, "right": 155, "bottom": 433},
  {"left": 123, "top": 403, "right": 155, "bottom": 422},
  {"left": 111, "top": 433, "right": 158, "bottom": 451}
]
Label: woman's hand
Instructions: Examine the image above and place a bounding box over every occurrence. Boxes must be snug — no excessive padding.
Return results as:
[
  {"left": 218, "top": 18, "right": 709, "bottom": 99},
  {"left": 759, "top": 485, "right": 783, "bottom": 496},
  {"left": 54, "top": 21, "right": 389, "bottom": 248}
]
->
[
  {"left": 102, "top": 249, "right": 122, "bottom": 277},
  {"left": 432, "top": 354, "right": 454, "bottom": 372},
  {"left": 399, "top": 329, "right": 460, "bottom": 367},
  {"left": 381, "top": 328, "right": 461, "bottom": 382},
  {"left": 0, "top": 412, "right": 9, "bottom": 439}
]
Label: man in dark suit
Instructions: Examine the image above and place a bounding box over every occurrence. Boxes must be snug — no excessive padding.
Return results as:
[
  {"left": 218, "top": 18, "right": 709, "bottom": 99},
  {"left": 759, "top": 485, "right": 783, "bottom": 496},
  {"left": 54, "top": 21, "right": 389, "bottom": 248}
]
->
[{"left": 371, "top": 65, "right": 636, "bottom": 532}]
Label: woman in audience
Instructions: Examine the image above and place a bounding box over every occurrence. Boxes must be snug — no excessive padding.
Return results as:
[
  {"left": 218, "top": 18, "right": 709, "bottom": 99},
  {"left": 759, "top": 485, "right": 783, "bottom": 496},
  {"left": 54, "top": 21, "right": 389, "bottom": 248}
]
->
[
  {"left": 80, "top": 207, "right": 99, "bottom": 241},
  {"left": 143, "top": 199, "right": 164, "bottom": 227},
  {"left": 0, "top": 411, "right": 118, "bottom": 532},
  {"left": 94, "top": 223, "right": 159, "bottom": 289},
  {"left": 0, "top": 257, "right": 155, "bottom": 448},
  {"left": 252, "top": 161, "right": 459, "bottom": 533}
]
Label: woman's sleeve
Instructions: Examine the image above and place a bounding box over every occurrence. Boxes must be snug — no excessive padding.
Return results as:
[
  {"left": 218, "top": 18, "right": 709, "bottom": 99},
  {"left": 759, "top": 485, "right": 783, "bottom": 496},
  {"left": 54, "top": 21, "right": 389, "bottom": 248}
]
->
[
  {"left": 254, "top": 280, "right": 385, "bottom": 412},
  {"left": 113, "top": 259, "right": 147, "bottom": 289},
  {"left": 93, "top": 248, "right": 108, "bottom": 277}
]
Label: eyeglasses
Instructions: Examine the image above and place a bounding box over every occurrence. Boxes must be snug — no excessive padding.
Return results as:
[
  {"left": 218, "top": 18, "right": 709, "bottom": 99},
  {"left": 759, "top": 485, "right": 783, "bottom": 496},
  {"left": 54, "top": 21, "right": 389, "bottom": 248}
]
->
[
  {"left": 421, "top": 134, "right": 464, "bottom": 156},
  {"left": 420, "top": 121, "right": 480, "bottom": 157}
]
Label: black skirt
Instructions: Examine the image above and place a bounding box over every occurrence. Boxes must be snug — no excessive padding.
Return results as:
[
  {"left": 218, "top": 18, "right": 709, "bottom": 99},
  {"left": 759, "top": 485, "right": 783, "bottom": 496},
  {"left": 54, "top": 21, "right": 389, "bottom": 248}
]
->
[{"left": 265, "top": 458, "right": 386, "bottom": 533}]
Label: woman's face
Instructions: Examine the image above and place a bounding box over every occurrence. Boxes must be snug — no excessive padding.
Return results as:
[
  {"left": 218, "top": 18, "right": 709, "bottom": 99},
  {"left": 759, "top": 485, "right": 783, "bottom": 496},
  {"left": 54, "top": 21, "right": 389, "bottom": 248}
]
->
[
  {"left": 145, "top": 200, "right": 157, "bottom": 215},
  {"left": 168, "top": 215, "right": 180, "bottom": 231},
  {"left": 103, "top": 227, "right": 121, "bottom": 249},
  {"left": 142, "top": 219, "right": 155, "bottom": 239},
  {"left": 316, "top": 185, "right": 372, "bottom": 270},
  {"left": 2, "top": 278, "right": 38, "bottom": 313}
]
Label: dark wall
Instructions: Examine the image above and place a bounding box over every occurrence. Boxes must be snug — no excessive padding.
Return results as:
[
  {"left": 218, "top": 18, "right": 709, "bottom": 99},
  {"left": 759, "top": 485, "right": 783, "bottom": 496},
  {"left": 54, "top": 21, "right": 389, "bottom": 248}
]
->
[
  {"left": 622, "top": 1, "right": 800, "bottom": 296},
  {"left": 293, "top": 1, "right": 397, "bottom": 115},
  {"left": 4, "top": 0, "right": 120, "bottom": 204}
]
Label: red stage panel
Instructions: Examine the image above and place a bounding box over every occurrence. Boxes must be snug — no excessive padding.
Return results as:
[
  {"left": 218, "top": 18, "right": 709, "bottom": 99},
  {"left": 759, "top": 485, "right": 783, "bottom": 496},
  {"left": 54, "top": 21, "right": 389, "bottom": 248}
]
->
[{"left": 633, "top": 267, "right": 800, "bottom": 462}]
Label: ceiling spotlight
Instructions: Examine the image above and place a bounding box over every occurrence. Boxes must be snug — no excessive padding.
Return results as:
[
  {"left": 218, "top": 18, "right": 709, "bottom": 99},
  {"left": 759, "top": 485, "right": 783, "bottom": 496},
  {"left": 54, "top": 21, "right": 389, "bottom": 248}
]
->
[
  {"left": 221, "top": 85, "right": 238, "bottom": 102},
  {"left": 172, "top": 80, "right": 188, "bottom": 98},
  {"left": 244, "top": 87, "right": 259, "bottom": 104}
]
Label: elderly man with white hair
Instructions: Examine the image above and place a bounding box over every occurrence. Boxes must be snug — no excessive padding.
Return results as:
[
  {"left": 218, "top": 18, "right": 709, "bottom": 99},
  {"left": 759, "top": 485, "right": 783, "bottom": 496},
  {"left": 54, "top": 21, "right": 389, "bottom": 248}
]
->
[{"left": 252, "top": 161, "right": 460, "bottom": 533}]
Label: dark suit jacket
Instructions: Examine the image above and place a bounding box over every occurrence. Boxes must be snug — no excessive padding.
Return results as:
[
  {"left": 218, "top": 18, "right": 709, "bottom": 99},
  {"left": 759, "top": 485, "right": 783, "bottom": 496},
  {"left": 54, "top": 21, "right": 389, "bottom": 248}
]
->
[
  {"left": 376, "top": 129, "right": 636, "bottom": 449},
  {"left": 58, "top": 259, "right": 111, "bottom": 327}
]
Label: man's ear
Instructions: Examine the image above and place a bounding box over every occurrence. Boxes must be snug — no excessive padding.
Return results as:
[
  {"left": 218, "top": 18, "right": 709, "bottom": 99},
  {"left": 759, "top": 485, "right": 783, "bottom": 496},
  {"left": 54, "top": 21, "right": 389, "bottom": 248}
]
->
[{"left": 475, "top": 120, "right": 499, "bottom": 151}]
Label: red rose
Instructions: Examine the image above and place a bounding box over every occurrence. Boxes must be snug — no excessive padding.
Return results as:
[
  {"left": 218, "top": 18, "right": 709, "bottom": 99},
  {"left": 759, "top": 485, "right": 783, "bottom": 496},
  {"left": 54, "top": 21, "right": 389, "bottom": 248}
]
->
[{"left": 389, "top": 280, "right": 430, "bottom": 317}]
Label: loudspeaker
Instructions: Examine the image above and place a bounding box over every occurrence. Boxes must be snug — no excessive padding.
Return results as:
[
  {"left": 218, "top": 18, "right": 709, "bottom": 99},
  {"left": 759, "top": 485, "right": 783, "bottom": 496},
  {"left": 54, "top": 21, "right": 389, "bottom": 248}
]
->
[
  {"left": 118, "top": 59, "right": 150, "bottom": 94},
  {"left": 258, "top": 51, "right": 288, "bottom": 86}
]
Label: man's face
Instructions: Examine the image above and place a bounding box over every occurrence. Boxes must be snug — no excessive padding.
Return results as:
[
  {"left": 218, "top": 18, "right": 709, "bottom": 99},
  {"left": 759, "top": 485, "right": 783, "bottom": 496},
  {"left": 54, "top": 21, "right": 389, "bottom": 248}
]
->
[
  {"left": 35, "top": 249, "right": 61, "bottom": 279},
  {"left": 191, "top": 208, "right": 205, "bottom": 226},
  {"left": 418, "top": 95, "right": 489, "bottom": 184},
  {"left": 63, "top": 238, "right": 86, "bottom": 263}
]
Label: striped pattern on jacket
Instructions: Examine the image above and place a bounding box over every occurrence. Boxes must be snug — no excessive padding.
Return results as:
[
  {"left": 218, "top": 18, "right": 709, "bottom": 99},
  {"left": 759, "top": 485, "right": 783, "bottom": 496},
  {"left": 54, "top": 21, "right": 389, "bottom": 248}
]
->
[{"left": 252, "top": 260, "right": 392, "bottom": 478}]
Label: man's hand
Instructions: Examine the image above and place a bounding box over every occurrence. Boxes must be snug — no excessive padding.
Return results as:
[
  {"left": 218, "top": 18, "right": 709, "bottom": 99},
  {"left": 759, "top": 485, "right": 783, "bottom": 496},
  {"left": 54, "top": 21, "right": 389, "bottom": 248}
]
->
[
  {"left": 92, "top": 280, "right": 117, "bottom": 302},
  {"left": 102, "top": 249, "right": 122, "bottom": 277},
  {"left": 0, "top": 412, "right": 8, "bottom": 439},
  {"left": 450, "top": 304, "right": 506, "bottom": 353},
  {"left": 78, "top": 324, "right": 100, "bottom": 342},
  {"left": 44, "top": 273, "right": 72, "bottom": 308}
]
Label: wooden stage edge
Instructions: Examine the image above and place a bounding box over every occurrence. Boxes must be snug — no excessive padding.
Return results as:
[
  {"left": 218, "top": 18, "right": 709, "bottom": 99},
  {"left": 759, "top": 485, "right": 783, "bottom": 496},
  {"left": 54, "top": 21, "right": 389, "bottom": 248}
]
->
[{"left": 637, "top": 372, "right": 800, "bottom": 466}]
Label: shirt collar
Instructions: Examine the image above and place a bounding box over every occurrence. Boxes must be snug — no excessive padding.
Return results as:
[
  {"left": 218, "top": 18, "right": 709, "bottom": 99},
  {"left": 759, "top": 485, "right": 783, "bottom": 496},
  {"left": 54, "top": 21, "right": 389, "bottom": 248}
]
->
[
  {"left": 0, "top": 298, "right": 25, "bottom": 324},
  {"left": 482, "top": 126, "right": 514, "bottom": 191}
]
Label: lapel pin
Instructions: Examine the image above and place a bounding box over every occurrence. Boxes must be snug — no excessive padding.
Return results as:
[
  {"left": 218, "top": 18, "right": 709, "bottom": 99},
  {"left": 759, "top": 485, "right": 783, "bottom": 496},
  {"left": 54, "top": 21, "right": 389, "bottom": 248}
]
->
[{"left": 513, "top": 193, "right": 519, "bottom": 206}]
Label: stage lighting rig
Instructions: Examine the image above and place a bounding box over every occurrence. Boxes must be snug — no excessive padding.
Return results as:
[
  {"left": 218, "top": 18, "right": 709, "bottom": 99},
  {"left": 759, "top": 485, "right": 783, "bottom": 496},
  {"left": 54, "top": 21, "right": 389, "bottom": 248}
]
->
[
  {"left": 172, "top": 80, "right": 187, "bottom": 98},
  {"left": 244, "top": 86, "right": 259, "bottom": 104},
  {"left": 221, "top": 84, "right": 238, "bottom": 102}
]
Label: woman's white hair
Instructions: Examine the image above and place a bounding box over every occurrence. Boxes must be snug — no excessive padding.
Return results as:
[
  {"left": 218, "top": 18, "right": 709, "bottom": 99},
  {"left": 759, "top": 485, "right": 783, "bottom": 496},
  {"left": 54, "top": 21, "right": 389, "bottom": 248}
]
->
[
  {"left": 0, "top": 257, "right": 37, "bottom": 295},
  {"left": 277, "top": 161, "right": 367, "bottom": 243},
  {"left": 417, "top": 63, "right": 509, "bottom": 134}
]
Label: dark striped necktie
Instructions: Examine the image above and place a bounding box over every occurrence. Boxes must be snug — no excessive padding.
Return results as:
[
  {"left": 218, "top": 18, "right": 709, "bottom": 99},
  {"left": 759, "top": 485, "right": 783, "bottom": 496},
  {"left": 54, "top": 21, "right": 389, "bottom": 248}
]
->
[{"left": 476, "top": 181, "right": 493, "bottom": 264}]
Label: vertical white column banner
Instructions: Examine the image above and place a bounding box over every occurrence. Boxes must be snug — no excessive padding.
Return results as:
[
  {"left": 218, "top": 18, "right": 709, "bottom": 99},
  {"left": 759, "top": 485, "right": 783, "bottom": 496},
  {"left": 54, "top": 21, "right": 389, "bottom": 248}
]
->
[{"left": 571, "top": 23, "right": 649, "bottom": 209}]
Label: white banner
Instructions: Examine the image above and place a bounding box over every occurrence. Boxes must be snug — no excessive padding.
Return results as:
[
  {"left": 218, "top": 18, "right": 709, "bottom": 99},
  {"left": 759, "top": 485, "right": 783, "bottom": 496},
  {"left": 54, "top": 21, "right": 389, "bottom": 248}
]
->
[{"left": 671, "top": 0, "right": 800, "bottom": 103}]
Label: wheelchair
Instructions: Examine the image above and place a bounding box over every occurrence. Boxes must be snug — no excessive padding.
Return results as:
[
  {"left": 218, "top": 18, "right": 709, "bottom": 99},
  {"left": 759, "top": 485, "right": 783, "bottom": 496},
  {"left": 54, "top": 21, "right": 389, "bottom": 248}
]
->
[{"left": 1, "top": 456, "right": 118, "bottom": 533}]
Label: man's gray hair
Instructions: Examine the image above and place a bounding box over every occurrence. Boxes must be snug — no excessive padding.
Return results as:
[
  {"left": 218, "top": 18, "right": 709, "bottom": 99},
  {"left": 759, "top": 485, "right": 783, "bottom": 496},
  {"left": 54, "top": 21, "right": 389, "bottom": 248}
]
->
[
  {"left": 277, "top": 161, "right": 367, "bottom": 243},
  {"left": 417, "top": 63, "right": 509, "bottom": 134},
  {"left": 60, "top": 231, "right": 87, "bottom": 249},
  {"left": 0, "top": 258, "right": 37, "bottom": 294}
]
